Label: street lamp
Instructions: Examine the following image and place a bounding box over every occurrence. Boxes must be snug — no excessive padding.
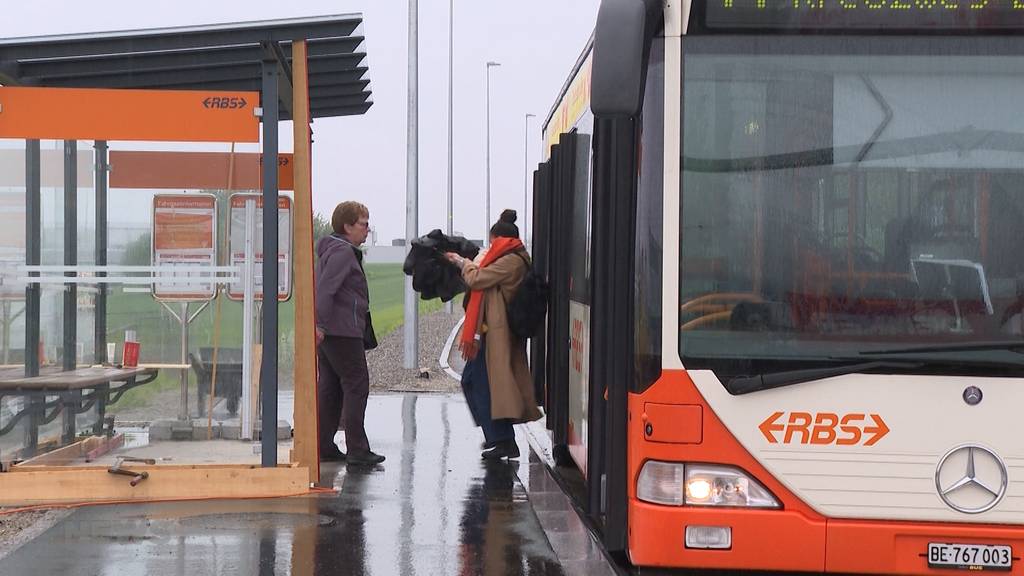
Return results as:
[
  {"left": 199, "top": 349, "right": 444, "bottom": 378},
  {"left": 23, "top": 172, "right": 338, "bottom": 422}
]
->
[
  {"left": 445, "top": 0, "right": 455, "bottom": 314},
  {"left": 523, "top": 113, "right": 536, "bottom": 249},
  {"left": 485, "top": 61, "right": 500, "bottom": 247}
]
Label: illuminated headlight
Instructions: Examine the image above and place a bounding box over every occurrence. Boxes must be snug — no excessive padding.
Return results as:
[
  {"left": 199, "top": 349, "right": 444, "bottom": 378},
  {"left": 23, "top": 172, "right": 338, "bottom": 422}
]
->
[
  {"left": 638, "top": 461, "right": 780, "bottom": 509},
  {"left": 685, "top": 464, "right": 779, "bottom": 508}
]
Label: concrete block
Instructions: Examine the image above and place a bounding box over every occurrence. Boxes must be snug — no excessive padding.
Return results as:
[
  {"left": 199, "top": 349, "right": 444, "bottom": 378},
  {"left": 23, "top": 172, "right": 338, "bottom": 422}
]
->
[
  {"left": 189, "top": 420, "right": 222, "bottom": 440},
  {"left": 149, "top": 419, "right": 195, "bottom": 441},
  {"left": 219, "top": 419, "right": 291, "bottom": 441}
]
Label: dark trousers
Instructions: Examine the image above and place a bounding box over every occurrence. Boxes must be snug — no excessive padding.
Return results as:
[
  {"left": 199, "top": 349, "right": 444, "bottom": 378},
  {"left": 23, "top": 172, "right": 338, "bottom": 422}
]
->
[
  {"left": 318, "top": 336, "right": 370, "bottom": 454},
  {"left": 461, "top": 351, "right": 514, "bottom": 444}
]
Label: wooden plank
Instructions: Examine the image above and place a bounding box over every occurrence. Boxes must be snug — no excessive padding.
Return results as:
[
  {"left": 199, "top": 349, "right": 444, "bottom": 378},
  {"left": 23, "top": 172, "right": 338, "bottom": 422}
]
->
[
  {"left": 291, "top": 40, "right": 320, "bottom": 485},
  {"left": 12, "top": 435, "right": 126, "bottom": 467},
  {"left": 0, "top": 465, "right": 310, "bottom": 506},
  {"left": 85, "top": 434, "right": 125, "bottom": 462},
  {"left": 250, "top": 344, "right": 262, "bottom": 438},
  {"left": 10, "top": 462, "right": 299, "bottom": 473},
  {"left": 13, "top": 437, "right": 97, "bottom": 467}
]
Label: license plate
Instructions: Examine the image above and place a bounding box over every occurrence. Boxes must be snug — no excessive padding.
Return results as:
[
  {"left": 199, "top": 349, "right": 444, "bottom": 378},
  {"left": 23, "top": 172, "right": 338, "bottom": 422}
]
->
[{"left": 928, "top": 543, "right": 1012, "bottom": 571}]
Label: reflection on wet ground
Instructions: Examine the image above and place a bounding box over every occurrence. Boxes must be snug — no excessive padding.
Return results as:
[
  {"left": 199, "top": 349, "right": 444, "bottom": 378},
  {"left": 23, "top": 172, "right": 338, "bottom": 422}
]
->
[{"left": 0, "top": 394, "right": 578, "bottom": 576}]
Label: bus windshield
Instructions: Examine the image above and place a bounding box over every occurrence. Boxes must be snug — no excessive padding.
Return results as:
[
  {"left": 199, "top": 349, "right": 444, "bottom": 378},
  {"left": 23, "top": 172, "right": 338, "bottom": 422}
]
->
[{"left": 679, "top": 36, "right": 1024, "bottom": 376}]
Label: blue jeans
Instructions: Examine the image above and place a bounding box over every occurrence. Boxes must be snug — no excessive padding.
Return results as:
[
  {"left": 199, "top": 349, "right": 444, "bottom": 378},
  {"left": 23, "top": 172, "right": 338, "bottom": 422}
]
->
[{"left": 461, "top": 348, "right": 514, "bottom": 445}]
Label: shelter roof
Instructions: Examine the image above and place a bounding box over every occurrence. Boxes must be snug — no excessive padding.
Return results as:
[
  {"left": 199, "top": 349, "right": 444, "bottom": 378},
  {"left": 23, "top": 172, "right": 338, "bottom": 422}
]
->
[{"left": 0, "top": 14, "right": 373, "bottom": 121}]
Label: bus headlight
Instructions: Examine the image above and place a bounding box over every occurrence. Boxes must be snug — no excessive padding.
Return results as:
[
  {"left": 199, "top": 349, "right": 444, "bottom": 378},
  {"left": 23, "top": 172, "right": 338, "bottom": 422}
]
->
[
  {"left": 637, "top": 461, "right": 780, "bottom": 509},
  {"left": 637, "top": 461, "right": 686, "bottom": 505},
  {"left": 685, "top": 464, "right": 780, "bottom": 508}
]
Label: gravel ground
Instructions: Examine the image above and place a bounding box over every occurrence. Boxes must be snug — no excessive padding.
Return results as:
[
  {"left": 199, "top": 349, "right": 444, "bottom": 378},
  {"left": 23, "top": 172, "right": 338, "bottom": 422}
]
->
[
  {"left": 110, "top": 309, "right": 464, "bottom": 423},
  {"left": 0, "top": 509, "right": 71, "bottom": 561},
  {"left": 368, "top": 309, "right": 463, "bottom": 393}
]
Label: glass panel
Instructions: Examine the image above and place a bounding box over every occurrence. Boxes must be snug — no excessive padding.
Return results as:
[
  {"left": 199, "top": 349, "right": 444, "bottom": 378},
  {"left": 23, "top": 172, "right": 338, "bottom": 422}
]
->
[
  {"left": 680, "top": 37, "right": 1024, "bottom": 379},
  {"left": 635, "top": 39, "right": 665, "bottom": 392},
  {"left": 0, "top": 138, "right": 296, "bottom": 466},
  {"left": 40, "top": 140, "right": 64, "bottom": 371}
]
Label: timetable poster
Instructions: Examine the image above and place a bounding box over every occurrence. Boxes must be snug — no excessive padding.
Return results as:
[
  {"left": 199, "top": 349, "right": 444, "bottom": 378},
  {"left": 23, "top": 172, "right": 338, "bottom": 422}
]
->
[
  {"left": 151, "top": 194, "right": 217, "bottom": 301},
  {"left": 227, "top": 193, "right": 292, "bottom": 302}
]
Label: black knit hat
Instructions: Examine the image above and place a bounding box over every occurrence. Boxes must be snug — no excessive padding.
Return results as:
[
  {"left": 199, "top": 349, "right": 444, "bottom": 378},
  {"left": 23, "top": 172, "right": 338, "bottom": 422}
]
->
[{"left": 489, "top": 209, "right": 520, "bottom": 239}]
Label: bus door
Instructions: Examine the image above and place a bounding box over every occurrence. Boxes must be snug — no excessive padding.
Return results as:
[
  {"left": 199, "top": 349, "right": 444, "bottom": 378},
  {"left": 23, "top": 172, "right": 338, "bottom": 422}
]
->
[
  {"left": 538, "top": 136, "right": 576, "bottom": 456},
  {"left": 530, "top": 163, "right": 551, "bottom": 408},
  {"left": 568, "top": 124, "right": 595, "bottom": 476}
]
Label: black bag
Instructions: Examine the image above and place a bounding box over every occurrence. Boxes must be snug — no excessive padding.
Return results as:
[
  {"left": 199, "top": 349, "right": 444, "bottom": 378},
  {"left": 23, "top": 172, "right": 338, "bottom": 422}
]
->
[
  {"left": 363, "top": 311, "right": 378, "bottom": 351},
  {"left": 351, "top": 244, "right": 378, "bottom": 351},
  {"left": 506, "top": 252, "right": 550, "bottom": 339}
]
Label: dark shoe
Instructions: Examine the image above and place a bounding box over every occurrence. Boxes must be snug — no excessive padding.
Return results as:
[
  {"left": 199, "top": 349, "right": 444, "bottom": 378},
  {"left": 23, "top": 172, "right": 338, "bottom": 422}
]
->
[
  {"left": 480, "top": 441, "right": 498, "bottom": 450},
  {"left": 347, "top": 451, "right": 386, "bottom": 466},
  {"left": 320, "top": 448, "right": 346, "bottom": 463},
  {"left": 481, "top": 440, "right": 519, "bottom": 461}
]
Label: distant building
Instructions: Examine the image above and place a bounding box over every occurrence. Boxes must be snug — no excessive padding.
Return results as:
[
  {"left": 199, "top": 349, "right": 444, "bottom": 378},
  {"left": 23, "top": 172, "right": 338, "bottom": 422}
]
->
[{"left": 364, "top": 245, "right": 406, "bottom": 264}]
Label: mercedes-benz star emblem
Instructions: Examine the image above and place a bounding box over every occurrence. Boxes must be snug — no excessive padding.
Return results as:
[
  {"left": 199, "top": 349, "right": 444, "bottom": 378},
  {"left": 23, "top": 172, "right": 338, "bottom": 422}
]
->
[
  {"left": 935, "top": 445, "right": 1008, "bottom": 514},
  {"left": 963, "top": 386, "right": 983, "bottom": 406}
]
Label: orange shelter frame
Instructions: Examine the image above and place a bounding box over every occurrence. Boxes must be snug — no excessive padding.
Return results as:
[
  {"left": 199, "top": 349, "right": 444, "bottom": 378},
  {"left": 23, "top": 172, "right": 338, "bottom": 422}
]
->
[{"left": 0, "top": 41, "right": 321, "bottom": 503}]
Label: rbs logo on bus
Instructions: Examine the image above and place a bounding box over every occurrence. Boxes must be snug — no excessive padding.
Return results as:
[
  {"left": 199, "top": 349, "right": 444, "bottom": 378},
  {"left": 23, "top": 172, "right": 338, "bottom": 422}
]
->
[{"left": 759, "top": 411, "right": 890, "bottom": 446}]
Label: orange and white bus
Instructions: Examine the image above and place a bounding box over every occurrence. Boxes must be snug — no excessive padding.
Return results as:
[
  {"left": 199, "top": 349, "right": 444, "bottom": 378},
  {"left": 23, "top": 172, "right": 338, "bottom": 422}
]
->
[{"left": 532, "top": 0, "right": 1024, "bottom": 573}]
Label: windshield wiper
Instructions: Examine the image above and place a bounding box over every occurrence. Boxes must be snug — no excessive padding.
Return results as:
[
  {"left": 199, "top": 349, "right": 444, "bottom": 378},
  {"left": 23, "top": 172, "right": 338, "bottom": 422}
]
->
[
  {"left": 855, "top": 340, "right": 1024, "bottom": 355},
  {"left": 726, "top": 361, "right": 921, "bottom": 395}
]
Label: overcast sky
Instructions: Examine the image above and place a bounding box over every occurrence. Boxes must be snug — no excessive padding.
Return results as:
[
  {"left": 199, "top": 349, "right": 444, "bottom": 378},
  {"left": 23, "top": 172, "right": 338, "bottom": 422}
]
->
[{"left": 0, "top": 0, "right": 600, "bottom": 244}]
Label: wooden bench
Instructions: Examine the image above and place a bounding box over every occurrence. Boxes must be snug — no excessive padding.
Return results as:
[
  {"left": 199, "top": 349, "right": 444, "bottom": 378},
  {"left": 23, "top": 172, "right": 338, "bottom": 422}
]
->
[{"left": 0, "top": 366, "right": 158, "bottom": 457}]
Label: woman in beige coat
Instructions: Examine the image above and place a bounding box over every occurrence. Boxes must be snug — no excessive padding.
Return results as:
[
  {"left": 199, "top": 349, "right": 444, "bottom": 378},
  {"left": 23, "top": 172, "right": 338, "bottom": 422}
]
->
[{"left": 446, "top": 210, "right": 542, "bottom": 460}]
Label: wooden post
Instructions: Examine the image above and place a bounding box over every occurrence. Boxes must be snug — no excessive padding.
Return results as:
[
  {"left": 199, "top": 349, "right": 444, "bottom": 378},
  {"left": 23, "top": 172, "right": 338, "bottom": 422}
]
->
[{"left": 290, "top": 40, "right": 319, "bottom": 484}]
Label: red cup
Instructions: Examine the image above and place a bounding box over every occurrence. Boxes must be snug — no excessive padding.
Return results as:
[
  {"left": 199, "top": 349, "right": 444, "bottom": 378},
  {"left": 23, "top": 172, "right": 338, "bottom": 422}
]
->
[{"left": 122, "top": 341, "right": 140, "bottom": 368}]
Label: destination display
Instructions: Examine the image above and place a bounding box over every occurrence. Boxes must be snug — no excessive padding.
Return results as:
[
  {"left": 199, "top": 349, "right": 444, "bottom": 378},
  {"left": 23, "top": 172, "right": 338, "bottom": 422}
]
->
[{"left": 705, "top": 0, "right": 1024, "bottom": 30}]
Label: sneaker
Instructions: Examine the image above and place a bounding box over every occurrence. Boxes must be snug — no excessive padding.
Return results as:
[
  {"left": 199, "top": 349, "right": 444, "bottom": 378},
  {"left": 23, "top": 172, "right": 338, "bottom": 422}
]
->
[
  {"left": 480, "top": 441, "right": 498, "bottom": 450},
  {"left": 347, "top": 451, "right": 386, "bottom": 466},
  {"left": 320, "top": 448, "right": 346, "bottom": 463},
  {"left": 481, "top": 440, "right": 519, "bottom": 461}
]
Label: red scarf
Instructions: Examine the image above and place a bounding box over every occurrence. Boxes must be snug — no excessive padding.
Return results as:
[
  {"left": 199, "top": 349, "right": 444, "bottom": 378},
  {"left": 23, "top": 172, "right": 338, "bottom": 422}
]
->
[{"left": 460, "top": 237, "right": 525, "bottom": 348}]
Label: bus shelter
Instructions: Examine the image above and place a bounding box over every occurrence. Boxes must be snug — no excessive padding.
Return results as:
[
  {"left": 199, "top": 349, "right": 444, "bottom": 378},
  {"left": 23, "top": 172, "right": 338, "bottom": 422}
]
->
[{"left": 0, "top": 15, "right": 372, "bottom": 503}]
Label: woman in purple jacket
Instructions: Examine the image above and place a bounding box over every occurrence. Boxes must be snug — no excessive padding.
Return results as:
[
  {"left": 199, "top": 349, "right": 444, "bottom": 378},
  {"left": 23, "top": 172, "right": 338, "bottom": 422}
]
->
[{"left": 315, "top": 201, "right": 385, "bottom": 466}]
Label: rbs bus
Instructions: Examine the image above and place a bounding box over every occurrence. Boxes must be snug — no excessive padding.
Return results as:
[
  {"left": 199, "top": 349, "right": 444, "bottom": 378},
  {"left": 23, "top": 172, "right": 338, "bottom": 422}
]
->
[{"left": 531, "top": 0, "right": 1024, "bottom": 572}]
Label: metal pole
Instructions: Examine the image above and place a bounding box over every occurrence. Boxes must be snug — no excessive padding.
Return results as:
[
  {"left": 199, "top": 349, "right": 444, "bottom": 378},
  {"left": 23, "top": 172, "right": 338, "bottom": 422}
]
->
[
  {"left": 24, "top": 140, "right": 41, "bottom": 455},
  {"left": 2, "top": 302, "right": 8, "bottom": 365},
  {"left": 179, "top": 301, "right": 189, "bottom": 422},
  {"left": 523, "top": 113, "right": 535, "bottom": 248},
  {"left": 445, "top": 0, "right": 455, "bottom": 315},
  {"left": 485, "top": 65, "right": 491, "bottom": 247},
  {"left": 404, "top": 0, "right": 419, "bottom": 370},
  {"left": 62, "top": 140, "right": 79, "bottom": 444},
  {"left": 241, "top": 199, "right": 256, "bottom": 440},
  {"left": 95, "top": 141, "right": 108, "bottom": 364},
  {"left": 261, "top": 55, "right": 280, "bottom": 467},
  {"left": 485, "top": 62, "right": 500, "bottom": 247},
  {"left": 63, "top": 141, "right": 77, "bottom": 373},
  {"left": 25, "top": 141, "right": 40, "bottom": 378}
]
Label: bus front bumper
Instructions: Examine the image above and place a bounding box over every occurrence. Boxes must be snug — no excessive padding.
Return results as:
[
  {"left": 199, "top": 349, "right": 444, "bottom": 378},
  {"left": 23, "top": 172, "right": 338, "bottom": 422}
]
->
[{"left": 630, "top": 500, "right": 1024, "bottom": 574}]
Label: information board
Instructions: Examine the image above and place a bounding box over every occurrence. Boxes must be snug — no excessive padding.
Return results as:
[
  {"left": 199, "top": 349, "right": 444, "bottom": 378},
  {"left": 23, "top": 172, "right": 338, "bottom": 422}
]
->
[
  {"left": 151, "top": 194, "right": 218, "bottom": 301},
  {"left": 227, "top": 193, "right": 292, "bottom": 301}
]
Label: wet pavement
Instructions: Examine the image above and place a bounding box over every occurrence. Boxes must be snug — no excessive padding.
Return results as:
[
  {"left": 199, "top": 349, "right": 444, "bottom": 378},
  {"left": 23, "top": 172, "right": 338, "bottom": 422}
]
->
[{"left": 0, "top": 394, "right": 616, "bottom": 576}]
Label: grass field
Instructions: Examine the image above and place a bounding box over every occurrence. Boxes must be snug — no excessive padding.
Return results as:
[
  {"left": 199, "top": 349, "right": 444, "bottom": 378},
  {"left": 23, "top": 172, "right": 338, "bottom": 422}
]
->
[{"left": 109, "top": 263, "right": 441, "bottom": 411}]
